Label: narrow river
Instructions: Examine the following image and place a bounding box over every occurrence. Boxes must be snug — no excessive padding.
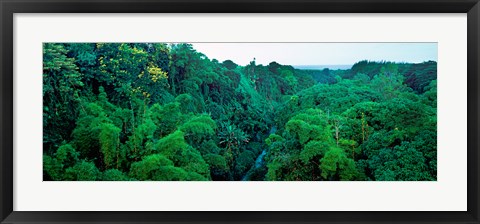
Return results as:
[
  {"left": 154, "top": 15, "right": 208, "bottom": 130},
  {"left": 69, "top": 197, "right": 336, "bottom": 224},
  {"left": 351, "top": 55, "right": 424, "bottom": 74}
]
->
[{"left": 241, "top": 126, "right": 276, "bottom": 181}]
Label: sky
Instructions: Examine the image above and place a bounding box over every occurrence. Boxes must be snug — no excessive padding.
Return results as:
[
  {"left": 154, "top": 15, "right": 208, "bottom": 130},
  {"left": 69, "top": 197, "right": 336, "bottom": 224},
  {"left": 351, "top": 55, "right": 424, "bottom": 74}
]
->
[{"left": 191, "top": 43, "right": 437, "bottom": 66}]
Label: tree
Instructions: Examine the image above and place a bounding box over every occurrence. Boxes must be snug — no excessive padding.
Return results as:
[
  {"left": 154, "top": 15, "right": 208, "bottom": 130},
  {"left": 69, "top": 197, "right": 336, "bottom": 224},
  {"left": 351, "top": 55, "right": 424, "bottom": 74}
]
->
[
  {"left": 64, "top": 160, "right": 101, "bottom": 181},
  {"left": 128, "top": 154, "right": 175, "bottom": 180},
  {"left": 43, "top": 143, "right": 79, "bottom": 180},
  {"left": 320, "top": 147, "right": 357, "bottom": 180},
  {"left": 43, "top": 43, "right": 84, "bottom": 152},
  {"left": 99, "top": 123, "right": 122, "bottom": 169},
  {"left": 102, "top": 169, "right": 130, "bottom": 181}
]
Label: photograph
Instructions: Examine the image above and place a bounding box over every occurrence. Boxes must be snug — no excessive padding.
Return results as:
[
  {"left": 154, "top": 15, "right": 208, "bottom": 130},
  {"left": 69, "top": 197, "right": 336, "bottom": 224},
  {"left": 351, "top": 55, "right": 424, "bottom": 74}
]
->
[{"left": 42, "top": 42, "right": 437, "bottom": 181}]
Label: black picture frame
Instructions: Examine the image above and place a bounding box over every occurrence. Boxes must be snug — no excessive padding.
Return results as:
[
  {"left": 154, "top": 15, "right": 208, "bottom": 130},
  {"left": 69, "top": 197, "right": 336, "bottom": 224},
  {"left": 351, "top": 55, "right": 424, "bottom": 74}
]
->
[{"left": 1, "top": 0, "right": 479, "bottom": 223}]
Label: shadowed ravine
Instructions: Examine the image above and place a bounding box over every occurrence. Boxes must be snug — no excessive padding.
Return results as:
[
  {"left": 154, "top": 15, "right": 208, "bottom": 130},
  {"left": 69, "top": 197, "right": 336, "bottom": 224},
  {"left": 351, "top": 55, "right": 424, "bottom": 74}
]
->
[{"left": 241, "top": 126, "right": 276, "bottom": 181}]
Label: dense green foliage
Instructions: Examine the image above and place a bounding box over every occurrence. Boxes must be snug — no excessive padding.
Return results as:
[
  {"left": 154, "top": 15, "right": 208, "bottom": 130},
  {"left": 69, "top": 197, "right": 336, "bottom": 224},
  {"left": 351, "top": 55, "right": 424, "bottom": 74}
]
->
[{"left": 43, "top": 43, "right": 437, "bottom": 181}]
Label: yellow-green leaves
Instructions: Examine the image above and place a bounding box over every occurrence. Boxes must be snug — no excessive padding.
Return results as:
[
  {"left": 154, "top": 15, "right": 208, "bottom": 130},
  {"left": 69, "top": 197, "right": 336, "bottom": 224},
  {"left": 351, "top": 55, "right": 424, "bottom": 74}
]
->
[
  {"left": 285, "top": 109, "right": 331, "bottom": 145},
  {"left": 300, "top": 141, "right": 329, "bottom": 164},
  {"left": 99, "top": 123, "right": 121, "bottom": 169},
  {"left": 319, "top": 147, "right": 357, "bottom": 181}
]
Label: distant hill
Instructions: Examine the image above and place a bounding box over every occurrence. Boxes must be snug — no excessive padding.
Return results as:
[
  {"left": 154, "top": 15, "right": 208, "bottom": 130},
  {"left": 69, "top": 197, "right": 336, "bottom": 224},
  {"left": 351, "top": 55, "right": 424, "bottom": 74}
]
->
[
  {"left": 293, "top": 65, "right": 352, "bottom": 70},
  {"left": 346, "top": 60, "right": 437, "bottom": 93}
]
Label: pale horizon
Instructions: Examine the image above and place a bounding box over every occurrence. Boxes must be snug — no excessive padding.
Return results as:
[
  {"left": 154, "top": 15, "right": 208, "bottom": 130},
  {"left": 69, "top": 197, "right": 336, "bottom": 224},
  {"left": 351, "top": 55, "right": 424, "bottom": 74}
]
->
[{"left": 191, "top": 43, "right": 437, "bottom": 66}]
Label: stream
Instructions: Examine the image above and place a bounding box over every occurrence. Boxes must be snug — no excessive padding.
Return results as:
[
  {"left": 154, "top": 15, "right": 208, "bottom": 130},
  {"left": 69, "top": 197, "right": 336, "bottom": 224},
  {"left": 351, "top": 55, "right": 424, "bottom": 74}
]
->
[{"left": 241, "top": 126, "right": 276, "bottom": 181}]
